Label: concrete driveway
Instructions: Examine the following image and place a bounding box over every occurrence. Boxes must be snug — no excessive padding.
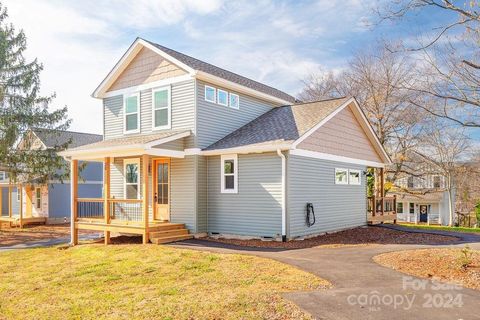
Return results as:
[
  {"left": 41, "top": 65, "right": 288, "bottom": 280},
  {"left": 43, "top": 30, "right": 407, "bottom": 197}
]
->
[{"left": 172, "top": 228, "right": 480, "bottom": 320}]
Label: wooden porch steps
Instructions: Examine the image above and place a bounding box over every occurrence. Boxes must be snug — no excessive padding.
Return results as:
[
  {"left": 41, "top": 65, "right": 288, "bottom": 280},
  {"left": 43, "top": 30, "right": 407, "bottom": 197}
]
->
[{"left": 149, "top": 223, "right": 193, "bottom": 244}]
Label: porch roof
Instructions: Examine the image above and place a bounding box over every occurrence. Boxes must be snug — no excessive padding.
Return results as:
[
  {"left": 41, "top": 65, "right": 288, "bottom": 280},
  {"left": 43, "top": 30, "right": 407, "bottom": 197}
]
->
[
  {"left": 392, "top": 190, "right": 445, "bottom": 203},
  {"left": 59, "top": 130, "right": 190, "bottom": 160}
]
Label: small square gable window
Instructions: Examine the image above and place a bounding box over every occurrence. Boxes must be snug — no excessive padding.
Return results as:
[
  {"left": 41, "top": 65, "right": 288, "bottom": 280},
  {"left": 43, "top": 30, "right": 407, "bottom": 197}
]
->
[
  {"left": 205, "top": 86, "right": 216, "bottom": 103},
  {"left": 229, "top": 93, "right": 239, "bottom": 109},
  {"left": 217, "top": 89, "right": 228, "bottom": 106}
]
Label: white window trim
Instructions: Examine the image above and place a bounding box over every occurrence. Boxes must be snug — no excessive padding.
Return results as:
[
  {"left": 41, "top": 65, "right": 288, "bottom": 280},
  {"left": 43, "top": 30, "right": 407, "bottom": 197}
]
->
[
  {"left": 124, "top": 158, "right": 140, "bottom": 199},
  {"left": 221, "top": 154, "right": 238, "bottom": 194},
  {"left": 205, "top": 85, "right": 216, "bottom": 103},
  {"left": 229, "top": 93, "right": 240, "bottom": 109},
  {"left": 217, "top": 89, "right": 228, "bottom": 107},
  {"left": 35, "top": 187, "right": 41, "bottom": 209},
  {"left": 335, "top": 168, "right": 349, "bottom": 185},
  {"left": 123, "top": 93, "right": 140, "bottom": 134},
  {"left": 151, "top": 85, "right": 172, "bottom": 130},
  {"left": 348, "top": 169, "right": 361, "bottom": 185}
]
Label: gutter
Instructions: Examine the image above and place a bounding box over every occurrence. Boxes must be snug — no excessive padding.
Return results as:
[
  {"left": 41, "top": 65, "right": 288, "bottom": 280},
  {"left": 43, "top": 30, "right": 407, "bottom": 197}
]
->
[{"left": 277, "top": 149, "right": 287, "bottom": 242}]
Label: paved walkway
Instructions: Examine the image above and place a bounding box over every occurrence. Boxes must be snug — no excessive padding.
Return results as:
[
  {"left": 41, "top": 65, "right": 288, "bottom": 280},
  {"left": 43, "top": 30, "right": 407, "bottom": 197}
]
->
[{"left": 171, "top": 227, "right": 480, "bottom": 320}]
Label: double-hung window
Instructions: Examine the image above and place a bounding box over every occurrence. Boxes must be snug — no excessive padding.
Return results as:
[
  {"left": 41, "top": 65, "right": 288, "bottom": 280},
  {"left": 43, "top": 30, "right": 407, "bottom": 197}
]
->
[
  {"left": 152, "top": 86, "right": 171, "bottom": 130},
  {"left": 397, "top": 202, "right": 404, "bottom": 214},
  {"left": 124, "top": 93, "right": 140, "bottom": 133},
  {"left": 221, "top": 154, "right": 238, "bottom": 193},
  {"left": 35, "top": 187, "right": 41, "bottom": 209},
  {"left": 205, "top": 86, "right": 216, "bottom": 103},
  {"left": 124, "top": 159, "right": 140, "bottom": 199},
  {"left": 217, "top": 89, "right": 228, "bottom": 106}
]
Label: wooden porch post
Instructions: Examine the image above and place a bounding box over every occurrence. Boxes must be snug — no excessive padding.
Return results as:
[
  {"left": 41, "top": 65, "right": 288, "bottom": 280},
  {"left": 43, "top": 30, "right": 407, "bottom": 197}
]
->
[
  {"left": 142, "top": 154, "right": 149, "bottom": 244},
  {"left": 8, "top": 184, "right": 12, "bottom": 227},
  {"left": 104, "top": 157, "right": 111, "bottom": 245},
  {"left": 18, "top": 184, "right": 23, "bottom": 228},
  {"left": 70, "top": 160, "right": 79, "bottom": 245},
  {"left": 380, "top": 167, "right": 385, "bottom": 215}
]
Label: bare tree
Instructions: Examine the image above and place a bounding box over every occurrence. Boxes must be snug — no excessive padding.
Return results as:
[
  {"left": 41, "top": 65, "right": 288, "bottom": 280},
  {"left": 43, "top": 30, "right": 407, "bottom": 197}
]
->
[
  {"left": 413, "top": 121, "right": 472, "bottom": 225},
  {"left": 299, "top": 44, "right": 428, "bottom": 184},
  {"left": 376, "top": 1, "right": 480, "bottom": 127}
]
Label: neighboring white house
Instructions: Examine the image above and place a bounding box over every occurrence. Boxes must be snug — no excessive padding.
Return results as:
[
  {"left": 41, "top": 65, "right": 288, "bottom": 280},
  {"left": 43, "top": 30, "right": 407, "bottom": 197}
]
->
[{"left": 392, "top": 174, "right": 454, "bottom": 225}]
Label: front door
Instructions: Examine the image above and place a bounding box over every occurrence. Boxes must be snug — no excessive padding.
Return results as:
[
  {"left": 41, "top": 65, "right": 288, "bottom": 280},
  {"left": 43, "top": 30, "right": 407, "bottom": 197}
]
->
[
  {"left": 153, "top": 159, "right": 170, "bottom": 221},
  {"left": 419, "top": 205, "right": 428, "bottom": 222}
]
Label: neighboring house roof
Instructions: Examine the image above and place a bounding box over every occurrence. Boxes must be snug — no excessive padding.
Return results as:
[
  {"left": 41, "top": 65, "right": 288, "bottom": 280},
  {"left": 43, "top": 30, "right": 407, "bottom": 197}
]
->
[
  {"left": 65, "top": 130, "right": 190, "bottom": 153},
  {"left": 204, "top": 97, "right": 350, "bottom": 151},
  {"left": 144, "top": 39, "right": 296, "bottom": 104},
  {"left": 93, "top": 38, "right": 296, "bottom": 105},
  {"left": 32, "top": 128, "right": 102, "bottom": 149},
  {"left": 392, "top": 190, "right": 445, "bottom": 203}
]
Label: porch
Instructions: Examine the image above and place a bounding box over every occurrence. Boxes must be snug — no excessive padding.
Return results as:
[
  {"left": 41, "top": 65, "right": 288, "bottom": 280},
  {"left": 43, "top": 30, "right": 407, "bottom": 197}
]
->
[
  {"left": 0, "top": 184, "right": 47, "bottom": 228},
  {"left": 64, "top": 131, "right": 194, "bottom": 245}
]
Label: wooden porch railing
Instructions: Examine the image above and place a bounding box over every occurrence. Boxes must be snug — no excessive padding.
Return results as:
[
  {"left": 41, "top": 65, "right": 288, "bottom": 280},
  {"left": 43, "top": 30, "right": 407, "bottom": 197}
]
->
[{"left": 367, "top": 195, "right": 397, "bottom": 217}]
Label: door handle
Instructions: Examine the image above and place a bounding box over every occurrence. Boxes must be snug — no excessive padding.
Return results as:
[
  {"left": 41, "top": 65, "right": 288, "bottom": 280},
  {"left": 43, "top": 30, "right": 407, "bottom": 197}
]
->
[{"left": 154, "top": 193, "right": 158, "bottom": 202}]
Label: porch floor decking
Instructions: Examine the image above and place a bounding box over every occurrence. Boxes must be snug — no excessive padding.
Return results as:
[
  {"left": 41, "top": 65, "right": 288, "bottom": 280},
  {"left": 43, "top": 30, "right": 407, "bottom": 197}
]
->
[{"left": 0, "top": 216, "right": 47, "bottom": 227}]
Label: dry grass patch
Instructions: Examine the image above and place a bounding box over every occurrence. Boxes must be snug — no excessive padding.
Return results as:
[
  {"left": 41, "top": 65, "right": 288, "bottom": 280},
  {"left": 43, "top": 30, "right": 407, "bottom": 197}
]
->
[
  {"left": 374, "top": 248, "right": 480, "bottom": 290},
  {"left": 0, "top": 244, "right": 329, "bottom": 319}
]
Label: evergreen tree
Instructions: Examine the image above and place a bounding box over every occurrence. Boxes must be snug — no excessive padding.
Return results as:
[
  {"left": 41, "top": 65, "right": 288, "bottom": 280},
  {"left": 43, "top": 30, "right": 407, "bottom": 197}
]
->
[{"left": 0, "top": 3, "right": 70, "bottom": 184}]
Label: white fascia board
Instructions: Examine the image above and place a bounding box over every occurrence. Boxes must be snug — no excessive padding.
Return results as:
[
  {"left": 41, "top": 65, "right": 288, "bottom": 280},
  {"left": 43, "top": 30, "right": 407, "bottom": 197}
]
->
[
  {"left": 290, "top": 149, "right": 386, "bottom": 168},
  {"left": 196, "top": 71, "right": 293, "bottom": 106},
  {"left": 102, "top": 74, "right": 194, "bottom": 98},
  {"left": 201, "top": 143, "right": 292, "bottom": 156},
  {"left": 145, "top": 148, "right": 185, "bottom": 158},
  {"left": 144, "top": 131, "right": 191, "bottom": 148}
]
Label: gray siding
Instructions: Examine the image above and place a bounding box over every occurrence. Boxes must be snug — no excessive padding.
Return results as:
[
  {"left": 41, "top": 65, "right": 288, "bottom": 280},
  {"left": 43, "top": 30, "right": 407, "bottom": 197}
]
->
[
  {"left": 207, "top": 153, "right": 282, "bottom": 237},
  {"left": 196, "top": 155, "right": 208, "bottom": 233},
  {"left": 170, "top": 156, "right": 196, "bottom": 231},
  {"left": 78, "top": 161, "right": 103, "bottom": 182},
  {"left": 48, "top": 183, "right": 102, "bottom": 218},
  {"left": 1, "top": 187, "right": 19, "bottom": 216},
  {"left": 103, "top": 80, "right": 195, "bottom": 147},
  {"left": 287, "top": 154, "right": 367, "bottom": 238},
  {"left": 196, "top": 80, "right": 280, "bottom": 149}
]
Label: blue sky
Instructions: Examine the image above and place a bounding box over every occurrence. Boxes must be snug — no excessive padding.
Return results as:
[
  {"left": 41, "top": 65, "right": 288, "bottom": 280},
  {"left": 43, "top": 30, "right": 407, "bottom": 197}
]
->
[{"left": 4, "top": 0, "right": 477, "bottom": 141}]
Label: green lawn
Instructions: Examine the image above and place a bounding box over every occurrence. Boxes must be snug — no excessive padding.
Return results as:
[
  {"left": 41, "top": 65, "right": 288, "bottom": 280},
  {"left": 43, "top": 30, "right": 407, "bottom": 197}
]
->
[
  {"left": 398, "top": 223, "right": 480, "bottom": 234},
  {"left": 0, "top": 244, "right": 329, "bottom": 320}
]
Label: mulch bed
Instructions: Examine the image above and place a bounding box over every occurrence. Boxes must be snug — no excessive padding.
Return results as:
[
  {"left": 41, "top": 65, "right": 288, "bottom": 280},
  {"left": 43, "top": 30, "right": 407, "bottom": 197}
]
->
[
  {"left": 0, "top": 224, "right": 98, "bottom": 247},
  {"left": 203, "top": 226, "right": 459, "bottom": 249},
  {"left": 374, "top": 248, "right": 480, "bottom": 290}
]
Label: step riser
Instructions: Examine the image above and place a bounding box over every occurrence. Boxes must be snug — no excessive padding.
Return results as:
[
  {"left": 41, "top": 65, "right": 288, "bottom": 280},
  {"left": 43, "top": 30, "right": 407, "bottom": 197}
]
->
[
  {"left": 149, "top": 229, "right": 189, "bottom": 239},
  {"left": 148, "top": 224, "right": 186, "bottom": 232},
  {"left": 152, "top": 235, "right": 193, "bottom": 244}
]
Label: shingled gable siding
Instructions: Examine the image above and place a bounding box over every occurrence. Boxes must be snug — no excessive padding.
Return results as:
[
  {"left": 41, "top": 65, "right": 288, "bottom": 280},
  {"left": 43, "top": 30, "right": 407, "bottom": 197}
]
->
[
  {"left": 287, "top": 154, "right": 367, "bottom": 238},
  {"left": 103, "top": 80, "right": 195, "bottom": 148},
  {"left": 207, "top": 153, "right": 282, "bottom": 238},
  {"left": 297, "top": 105, "right": 383, "bottom": 163},
  {"left": 196, "top": 80, "right": 282, "bottom": 149}
]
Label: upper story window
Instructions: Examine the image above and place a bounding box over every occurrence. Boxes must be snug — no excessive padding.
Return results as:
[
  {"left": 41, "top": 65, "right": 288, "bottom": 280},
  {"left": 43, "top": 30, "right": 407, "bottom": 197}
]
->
[
  {"left": 229, "top": 93, "right": 239, "bottom": 109},
  {"left": 433, "top": 175, "right": 441, "bottom": 188},
  {"left": 124, "top": 158, "right": 140, "bottom": 199},
  {"left": 407, "top": 176, "right": 414, "bottom": 188},
  {"left": 152, "top": 86, "right": 171, "bottom": 130},
  {"left": 124, "top": 93, "right": 140, "bottom": 133},
  {"left": 217, "top": 89, "right": 228, "bottom": 106},
  {"left": 205, "top": 86, "right": 216, "bottom": 103},
  {"left": 221, "top": 154, "right": 238, "bottom": 193}
]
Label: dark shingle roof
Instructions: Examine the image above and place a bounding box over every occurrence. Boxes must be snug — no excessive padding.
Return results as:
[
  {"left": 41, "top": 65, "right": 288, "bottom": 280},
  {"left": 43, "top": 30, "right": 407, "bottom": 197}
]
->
[
  {"left": 33, "top": 128, "right": 102, "bottom": 149},
  {"left": 144, "top": 39, "right": 296, "bottom": 104},
  {"left": 204, "top": 97, "right": 350, "bottom": 151}
]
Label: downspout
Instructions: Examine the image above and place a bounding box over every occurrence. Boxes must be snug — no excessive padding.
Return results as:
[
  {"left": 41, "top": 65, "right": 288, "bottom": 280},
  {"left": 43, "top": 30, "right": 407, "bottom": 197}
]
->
[{"left": 277, "top": 149, "right": 287, "bottom": 242}]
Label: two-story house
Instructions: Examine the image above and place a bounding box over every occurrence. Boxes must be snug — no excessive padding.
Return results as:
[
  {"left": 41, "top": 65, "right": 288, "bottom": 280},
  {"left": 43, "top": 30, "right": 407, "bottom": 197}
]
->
[
  {"left": 0, "top": 128, "right": 103, "bottom": 227},
  {"left": 391, "top": 167, "right": 454, "bottom": 225},
  {"left": 61, "top": 38, "right": 391, "bottom": 245}
]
